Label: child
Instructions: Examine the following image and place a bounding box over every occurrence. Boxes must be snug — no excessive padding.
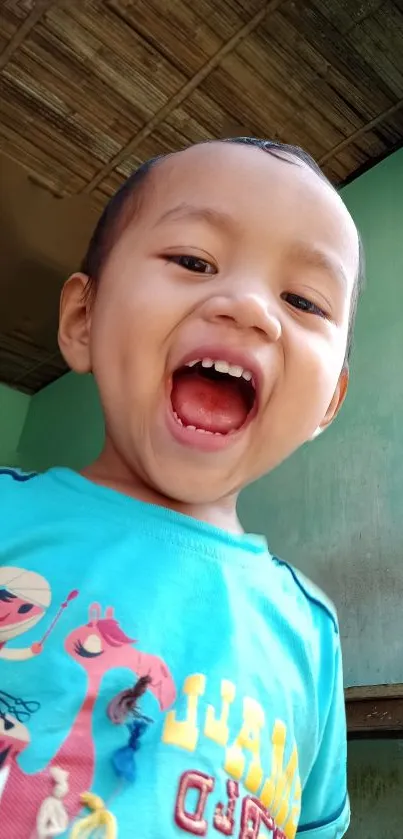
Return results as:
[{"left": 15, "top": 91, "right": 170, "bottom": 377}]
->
[{"left": 0, "top": 138, "right": 361, "bottom": 839}]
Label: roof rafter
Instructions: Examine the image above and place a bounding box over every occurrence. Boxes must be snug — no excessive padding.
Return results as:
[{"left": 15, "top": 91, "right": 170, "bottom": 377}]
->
[
  {"left": 81, "top": 0, "right": 285, "bottom": 194},
  {"left": 0, "top": 0, "right": 57, "bottom": 73}
]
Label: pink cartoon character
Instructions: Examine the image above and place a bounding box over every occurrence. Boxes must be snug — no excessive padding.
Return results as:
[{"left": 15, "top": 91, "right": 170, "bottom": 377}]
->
[
  {"left": 0, "top": 567, "right": 51, "bottom": 661},
  {"left": 66, "top": 602, "right": 177, "bottom": 711},
  {"left": 0, "top": 602, "right": 176, "bottom": 835}
]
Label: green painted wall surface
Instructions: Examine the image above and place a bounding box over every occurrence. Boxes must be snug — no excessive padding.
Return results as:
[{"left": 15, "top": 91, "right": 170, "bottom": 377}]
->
[
  {"left": 348, "top": 741, "right": 403, "bottom": 836},
  {"left": 18, "top": 372, "right": 103, "bottom": 472},
  {"left": 0, "top": 383, "right": 30, "bottom": 466}
]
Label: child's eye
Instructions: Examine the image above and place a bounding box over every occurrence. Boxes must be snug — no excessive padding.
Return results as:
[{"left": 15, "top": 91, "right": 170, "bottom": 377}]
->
[
  {"left": 166, "top": 255, "right": 216, "bottom": 274},
  {"left": 282, "top": 292, "right": 327, "bottom": 319}
]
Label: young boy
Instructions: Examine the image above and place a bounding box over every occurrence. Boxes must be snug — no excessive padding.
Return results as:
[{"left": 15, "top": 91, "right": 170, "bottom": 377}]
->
[{"left": 0, "top": 138, "right": 361, "bottom": 839}]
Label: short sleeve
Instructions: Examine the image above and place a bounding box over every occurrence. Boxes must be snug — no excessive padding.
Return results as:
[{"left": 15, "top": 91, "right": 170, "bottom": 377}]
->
[{"left": 297, "top": 638, "right": 350, "bottom": 838}]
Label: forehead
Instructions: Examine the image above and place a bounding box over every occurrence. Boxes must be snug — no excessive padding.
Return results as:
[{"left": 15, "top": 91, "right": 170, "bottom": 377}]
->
[{"left": 135, "top": 143, "right": 359, "bottom": 283}]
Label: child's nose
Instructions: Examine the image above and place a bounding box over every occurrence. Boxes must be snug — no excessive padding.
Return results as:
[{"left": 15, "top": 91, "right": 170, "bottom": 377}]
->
[{"left": 203, "top": 293, "right": 282, "bottom": 342}]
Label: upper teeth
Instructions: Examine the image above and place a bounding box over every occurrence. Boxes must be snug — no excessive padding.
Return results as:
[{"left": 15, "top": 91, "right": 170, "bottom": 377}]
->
[{"left": 186, "top": 358, "right": 253, "bottom": 382}]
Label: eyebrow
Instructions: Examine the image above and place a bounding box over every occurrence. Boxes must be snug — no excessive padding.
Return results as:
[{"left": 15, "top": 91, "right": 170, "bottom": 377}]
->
[
  {"left": 154, "top": 206, "right": 350, "bottom": 287},
  {"left": 288, "top": 243, "right": 348, "bottom": 289},
  {"left": 153, "top": 202, "right": 239, "bottom": 233}
]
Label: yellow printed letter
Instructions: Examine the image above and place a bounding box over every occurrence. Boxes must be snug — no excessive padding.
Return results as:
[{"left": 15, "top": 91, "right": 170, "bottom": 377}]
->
[
  {"left": 224, "top": 697, "right": 264, "bottom": 792},
  {"left": 259, "top": 719, "right": 300, "bottom": 839},
  {"left": 260, "top": 719, "right": 286, "bottom": 808},
  {"left": 162, "top": 674, "right": 205, "bottom": 752},
  {"left": 283, "top": 777, "right": 301, "bottom": 839},
  {"left": 204, "top": 680, "right": 236, "bottom": 746}
]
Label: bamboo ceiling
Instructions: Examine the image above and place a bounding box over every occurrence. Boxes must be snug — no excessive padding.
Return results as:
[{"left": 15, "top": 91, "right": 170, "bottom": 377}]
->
[{"left": 1, "top": 0, "right": 403, "bottom": 393}]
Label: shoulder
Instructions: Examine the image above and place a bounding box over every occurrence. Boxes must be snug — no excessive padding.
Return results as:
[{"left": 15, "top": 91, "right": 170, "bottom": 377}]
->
[
  {"left": 0, "top": 467, "right": 37, "bottom": 481},
  {"left": 0, "top": 467, "right": 38, "bottom": 488},
  {"left": 270, "top": 555, "right": 340, "bottom": 677},
  {"left": 0, "top": 467, "right": 40, "bottom": 505},
  {"left": 272, "top": 555, "right": 339, "bottom": 634},
  {"left": 270, "top": 557, "right": 343, "bottom": 725}
]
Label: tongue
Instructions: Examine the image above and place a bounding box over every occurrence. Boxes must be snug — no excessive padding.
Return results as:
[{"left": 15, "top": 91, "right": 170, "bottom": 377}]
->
[{"left": 171, "top": 371, "right": 248, "bottom": 433}]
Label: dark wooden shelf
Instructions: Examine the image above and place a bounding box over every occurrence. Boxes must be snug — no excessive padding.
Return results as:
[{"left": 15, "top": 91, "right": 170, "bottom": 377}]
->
[{"left": 346, "top": 685, "right": 403, "bottom": 739}]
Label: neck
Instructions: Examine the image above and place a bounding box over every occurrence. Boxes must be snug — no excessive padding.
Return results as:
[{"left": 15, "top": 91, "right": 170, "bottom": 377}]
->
[{"left": 81, "top": 444, "right": 243, "bottom": 534}]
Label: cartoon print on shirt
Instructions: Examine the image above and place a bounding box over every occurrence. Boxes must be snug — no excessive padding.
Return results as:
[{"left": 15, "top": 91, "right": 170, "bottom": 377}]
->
[
  {"left": 0, "top": 693, "right": 40, "bottom": 807},
  {"left": 0, "top": 567, "right": 51, "bottom": 661},
  {"left": 67, "top": 602, "right": 177, "bottom": 711},
  {"left": 163, "top": 674, "right": 301, "bottom": 839},
  {"left": 0, "top": 599, "right": 177, "bottom": 836},
  {"left": 0, "top": 690, "right": 40, "bottom": 726}
]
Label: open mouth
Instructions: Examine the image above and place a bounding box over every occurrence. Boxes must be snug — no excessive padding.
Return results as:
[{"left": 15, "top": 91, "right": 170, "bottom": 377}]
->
[{"left": 170, "top": 358, "right": 257, "bottom": 436}]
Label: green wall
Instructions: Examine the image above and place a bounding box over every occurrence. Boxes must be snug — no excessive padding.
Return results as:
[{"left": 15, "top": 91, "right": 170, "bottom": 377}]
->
[
  {"left": 348, "top": 740, "right": 403, "bottom": 836},
  {"left": 18, "top": 371, "right": 103, "bottom": 472},
  {"left": 0, "top": 383, "right": 30, "bottom": 466}
]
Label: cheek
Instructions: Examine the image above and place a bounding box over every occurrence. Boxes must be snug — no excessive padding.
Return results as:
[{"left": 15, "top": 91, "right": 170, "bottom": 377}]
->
[
  {"left": 92, "top": 272, "right": 172, "bottom": 362},
  {"left": 298, "top": 341, "right": 341, "bottom": 399},
  {"left": 90, "top": 266, "right": 191, "bottom": 405},
  {"left": 89, "top": 291, "right": 167, "bottom": 428},
  {"left": 0, "top": 602, "right": 9, "bottom": 618},
  {"left": 268, "top": 334, "right": 344, "bottom": 438},
  {"left": 7, "top": 603, "right": 42, "bottom": 626},
  {"left": 90, "top": 290, "right": 142, "bottom": 389},
  {"left": 291, "top": 324, "right": 345, "bottom": 391}
]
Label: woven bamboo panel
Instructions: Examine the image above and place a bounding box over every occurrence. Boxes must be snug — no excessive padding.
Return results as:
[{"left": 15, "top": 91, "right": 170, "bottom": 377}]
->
[{"left": 1, "top": 0, "right": 403, "bottom": 392}]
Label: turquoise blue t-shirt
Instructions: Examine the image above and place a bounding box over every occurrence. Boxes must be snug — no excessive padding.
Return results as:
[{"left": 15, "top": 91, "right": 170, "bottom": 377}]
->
[{"left": 0, "top": 468, "right": 349, "bottom": 838}]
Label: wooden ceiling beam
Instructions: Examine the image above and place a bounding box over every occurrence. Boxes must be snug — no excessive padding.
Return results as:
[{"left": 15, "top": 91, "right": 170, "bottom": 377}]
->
[
  {"left": 346, "top": 684, "right": 403, "bottom": 739},
  {"left": 319, "top": 98, "right": 403, "bottom": 165},
  {"left": 0, "top": 0, "right": 57, "bottom": 73},
  {"left": 9, "top": 349, "right": 64, "bottom": 390},
  {"left": 81, "top": 0, "right": 285, "bottom": 194}
]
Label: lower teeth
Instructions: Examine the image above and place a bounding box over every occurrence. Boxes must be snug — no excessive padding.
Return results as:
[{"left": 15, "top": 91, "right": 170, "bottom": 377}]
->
[{"left": 173, "top": 411, "right": 229, "bottom": 436}]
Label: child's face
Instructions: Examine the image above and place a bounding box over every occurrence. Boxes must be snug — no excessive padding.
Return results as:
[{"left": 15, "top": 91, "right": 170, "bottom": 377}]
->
[{"left": 63, "top": 143, "right": 359, "bottom": 504}]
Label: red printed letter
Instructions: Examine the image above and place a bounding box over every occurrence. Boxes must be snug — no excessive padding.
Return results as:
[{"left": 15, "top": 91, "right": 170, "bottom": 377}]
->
[
  {"left": 175, "top": 770, "right": 215, "bottom": 836},
  {"left": 239, "top": 796, "right": 277, "bottom": 839},
  {"left": 214, "top": 780, "right": 239, "bottom": 835}
]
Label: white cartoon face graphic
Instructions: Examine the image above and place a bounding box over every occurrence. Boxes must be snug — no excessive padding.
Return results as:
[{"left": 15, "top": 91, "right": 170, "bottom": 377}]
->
[
  {"left": 0, "top": 568, "right": 51, "bottom": 644},
  {"left": 0, "top": 591, "right": 44, "bottom": 638},
  {"left": 0, "top": 568, "right": 51, "bottom": 662}
]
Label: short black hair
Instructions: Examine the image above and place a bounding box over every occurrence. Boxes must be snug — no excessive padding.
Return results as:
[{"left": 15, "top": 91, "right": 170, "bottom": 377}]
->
[{"left": 81, "top": 137, "right": 364, "bottom": 361}]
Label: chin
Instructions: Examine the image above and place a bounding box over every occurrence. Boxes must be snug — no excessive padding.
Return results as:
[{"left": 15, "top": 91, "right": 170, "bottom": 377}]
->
[
  {"left": 161, "top": 482, "right": 226, "bottom": 508},
  {"left": 149, "top": 466, "right": 232, "bottom": 508}
]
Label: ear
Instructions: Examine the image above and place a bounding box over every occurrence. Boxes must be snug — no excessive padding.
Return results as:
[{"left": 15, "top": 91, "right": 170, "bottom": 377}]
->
[
  {"left": 89, "top": 602, "right": 101, "bottom": 623},
  {"left": 312, "top": 365, "right": 349, "bottom": 440},
  {"left": 58, "top": 272, "right": 92, "bottom": 374},
  {"left": 105, "top": 606, "right": 114, "bottom": 619}
]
